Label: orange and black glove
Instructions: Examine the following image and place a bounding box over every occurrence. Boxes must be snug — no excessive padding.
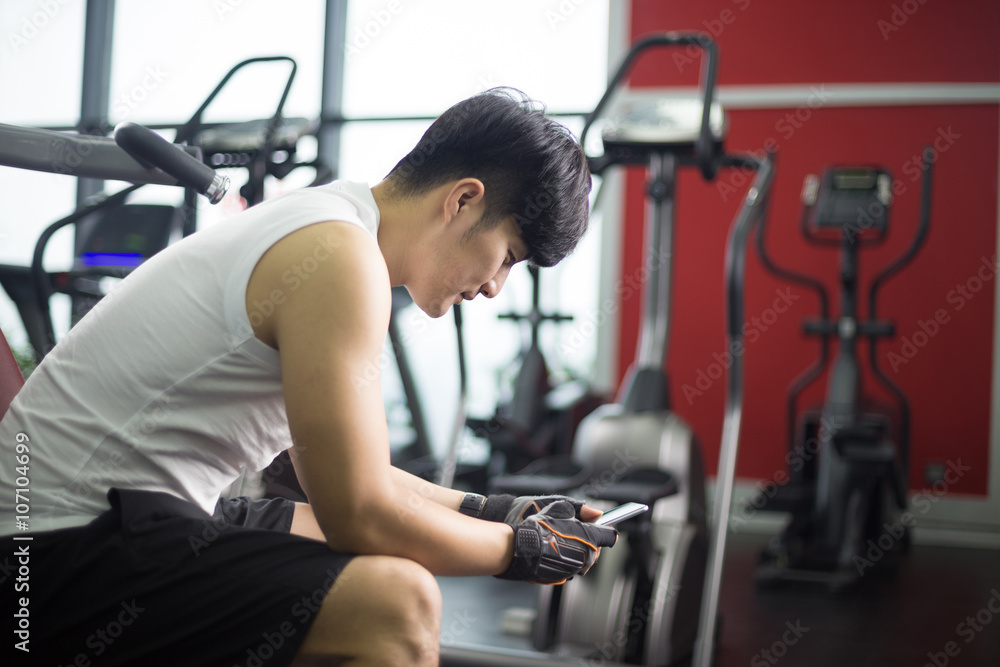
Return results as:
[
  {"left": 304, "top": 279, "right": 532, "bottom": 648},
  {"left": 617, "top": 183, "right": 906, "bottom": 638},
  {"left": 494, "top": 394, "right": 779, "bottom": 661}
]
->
[
  {"left": 480, "top": 493, "right": 586, "bottom": 523},
  {"left": 496, "top": 500, "right": 618, "bottom": 585}
]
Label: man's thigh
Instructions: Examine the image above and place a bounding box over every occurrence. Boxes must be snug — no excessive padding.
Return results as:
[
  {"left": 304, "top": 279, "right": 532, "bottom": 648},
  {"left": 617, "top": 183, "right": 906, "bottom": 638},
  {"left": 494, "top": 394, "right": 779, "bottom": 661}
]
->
[{"left": 0, "top": 488, "right": 353, "bottom": 667}]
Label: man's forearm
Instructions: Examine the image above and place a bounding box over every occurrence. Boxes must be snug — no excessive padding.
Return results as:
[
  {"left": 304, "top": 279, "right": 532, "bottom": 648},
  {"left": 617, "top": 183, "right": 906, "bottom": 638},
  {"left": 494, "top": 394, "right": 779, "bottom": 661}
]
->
[
  {"left": 374, "top": 483, "right": 514, "bottom": 576},
  {"left": 295, "top": 487, "right": 513, "bottom": 576},
  {"left": 389, "top": 465, "right": 466, "bottom": 512}
]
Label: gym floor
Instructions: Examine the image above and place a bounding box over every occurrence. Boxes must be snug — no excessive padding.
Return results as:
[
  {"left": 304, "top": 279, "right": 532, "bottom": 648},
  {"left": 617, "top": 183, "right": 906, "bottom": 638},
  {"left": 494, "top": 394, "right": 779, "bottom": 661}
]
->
[{"left": 438, "top": 531, "right": 1000, "bottom": 666}]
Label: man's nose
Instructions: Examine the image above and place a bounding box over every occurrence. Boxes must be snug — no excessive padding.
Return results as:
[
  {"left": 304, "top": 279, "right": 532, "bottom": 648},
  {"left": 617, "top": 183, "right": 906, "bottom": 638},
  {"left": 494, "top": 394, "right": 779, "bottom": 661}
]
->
[{"left": 479, "top": 266, "right": 509, "bottom": 299}]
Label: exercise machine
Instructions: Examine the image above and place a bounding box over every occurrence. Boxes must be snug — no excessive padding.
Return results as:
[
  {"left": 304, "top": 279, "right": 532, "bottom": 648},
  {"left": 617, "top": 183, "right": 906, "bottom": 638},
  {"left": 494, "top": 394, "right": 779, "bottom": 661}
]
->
[
  {"left": 391, "top": 264, "right": 606, "bottom": 494},
  {"left": 0, "top": 116, "right": 231, "bottom": 387},
  {"left": 440, "top": 32, "right": 776, "bottom": 667},
  {"left": 0, "top": 57, "right": 320, "bottom": 361},
  {"left": 748, "top": 162, "right": 933, "bottom": 588},
  {"left": 467, "top": 264, "right": 606, "bottom": 480}
]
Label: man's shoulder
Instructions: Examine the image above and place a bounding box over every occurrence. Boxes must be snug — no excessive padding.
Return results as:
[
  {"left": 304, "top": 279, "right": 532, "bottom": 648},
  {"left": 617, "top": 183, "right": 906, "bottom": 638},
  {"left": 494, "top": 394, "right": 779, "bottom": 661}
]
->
[
  {"left": 248, "top": 219, "right": 390, "bottom": 348},
  {"left": 271, "top": 219, "right": 384, "bottom": 286}
]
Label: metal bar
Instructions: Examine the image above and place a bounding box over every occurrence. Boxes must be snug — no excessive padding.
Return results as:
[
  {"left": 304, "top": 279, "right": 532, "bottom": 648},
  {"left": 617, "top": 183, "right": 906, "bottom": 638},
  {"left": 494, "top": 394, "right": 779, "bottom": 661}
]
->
[
  {"left": 0, "top": 124, "right": 200, "bottom": 186},
  {"left": 387, "top": 312, "right": 432, "bottom": 461},
  {"left": 438, "top": 304, "right": 467, "bottom": 489},
  {"left": 636, "top": 152, "right": 676, "bottom": 370},
  {"left": 77, "top": 0, "right": 115, "bottom": 205},
  {"left": 693, "top": 154, "right": 775, "bottom": 667},
  {"left": 318, "top": 0, "right": 349, "bottom": 179}
]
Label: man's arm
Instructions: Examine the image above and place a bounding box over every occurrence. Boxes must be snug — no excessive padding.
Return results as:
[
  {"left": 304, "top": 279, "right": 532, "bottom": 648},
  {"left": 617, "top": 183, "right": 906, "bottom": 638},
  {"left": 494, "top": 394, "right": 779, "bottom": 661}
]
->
[
  {"left": 288, "top": 465, "right": 465, "bottom": 541},
  {"left": 247, "top": 220, "right": 512, "bottom": 576},
  {"left": 389, "top": 465, "right": 465, "bottom": 512}
]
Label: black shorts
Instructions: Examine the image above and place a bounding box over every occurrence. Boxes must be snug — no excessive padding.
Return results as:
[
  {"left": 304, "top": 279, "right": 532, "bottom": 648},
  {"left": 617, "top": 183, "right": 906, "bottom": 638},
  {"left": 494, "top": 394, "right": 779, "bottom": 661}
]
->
[{"left": 0, "top": 488, "right": 355, "bottom": 667}]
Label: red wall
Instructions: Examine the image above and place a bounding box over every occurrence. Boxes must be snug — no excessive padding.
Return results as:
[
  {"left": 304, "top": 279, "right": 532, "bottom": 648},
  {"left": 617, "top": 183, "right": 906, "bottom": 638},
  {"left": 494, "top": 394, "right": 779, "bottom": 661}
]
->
[{"left": 617, "top": 0, "right": 1000, "bottom": 495}]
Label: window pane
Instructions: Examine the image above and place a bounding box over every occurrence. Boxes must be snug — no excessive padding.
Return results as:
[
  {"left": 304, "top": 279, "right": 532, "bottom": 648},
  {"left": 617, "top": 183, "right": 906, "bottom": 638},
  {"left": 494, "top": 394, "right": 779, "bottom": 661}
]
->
[
  {"left": 340, "top": 2, "right": 611, "bottom": 462},
  {"left": 0, "top": 0, "right": 85, "bottom": 126},
  {"left": 343, "top": 0, "right": 609, "bottom": 117},
  {"left": 110, "top": 0, "right": 325, "bottom": 126},
  {"left": 0, "top": 2, "right": 85, "bottom": 350}
]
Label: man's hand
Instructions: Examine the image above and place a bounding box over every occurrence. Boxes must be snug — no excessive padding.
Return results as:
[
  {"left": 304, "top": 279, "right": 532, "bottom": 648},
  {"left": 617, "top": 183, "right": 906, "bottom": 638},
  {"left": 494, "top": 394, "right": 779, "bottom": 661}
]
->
[
  {"left": 482, "top": 494, "right": 603, "bottom": 524},
  {"left": 496, "top": 500, "right": 618, "bottom": 585}
]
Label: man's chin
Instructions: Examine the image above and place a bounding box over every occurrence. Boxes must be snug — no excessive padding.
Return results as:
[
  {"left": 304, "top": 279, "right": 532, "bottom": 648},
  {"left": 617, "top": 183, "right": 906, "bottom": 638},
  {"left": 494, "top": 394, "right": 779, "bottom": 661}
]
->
[{"left": 418, "top": 298, "right": 453, "bottom": 319}]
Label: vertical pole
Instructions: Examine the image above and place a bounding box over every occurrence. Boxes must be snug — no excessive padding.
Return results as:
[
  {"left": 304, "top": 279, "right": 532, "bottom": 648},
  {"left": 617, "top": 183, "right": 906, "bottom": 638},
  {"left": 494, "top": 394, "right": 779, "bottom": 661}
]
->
[
  {"left": 636, "top": 151, "right": 676, "bottom": 371},
  {"left": 77, "top": 0, "right": 115, "bottom": 207},
  {"left": 71, "top": 0, "right": 115, "bottom": 325},
  {"left": 319, "top": 0, "right": 348, "bottom": 180}
]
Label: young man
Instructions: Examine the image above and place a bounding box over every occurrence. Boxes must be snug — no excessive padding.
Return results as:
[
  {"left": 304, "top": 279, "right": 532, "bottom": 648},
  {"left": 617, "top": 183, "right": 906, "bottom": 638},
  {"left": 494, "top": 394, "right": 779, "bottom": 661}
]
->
[{"left": 0, "top": 88, "right": 616, "bottom": 666}]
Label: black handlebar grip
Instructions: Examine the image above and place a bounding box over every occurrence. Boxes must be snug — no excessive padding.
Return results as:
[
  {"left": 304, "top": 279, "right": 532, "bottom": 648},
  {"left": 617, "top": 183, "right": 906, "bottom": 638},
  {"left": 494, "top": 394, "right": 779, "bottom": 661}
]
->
[
  {"left": 802, "top": 319, "right": 837, "bottom": 336},
  {"left": 113, "top": 121, "right": 229, "bottom": 204}
]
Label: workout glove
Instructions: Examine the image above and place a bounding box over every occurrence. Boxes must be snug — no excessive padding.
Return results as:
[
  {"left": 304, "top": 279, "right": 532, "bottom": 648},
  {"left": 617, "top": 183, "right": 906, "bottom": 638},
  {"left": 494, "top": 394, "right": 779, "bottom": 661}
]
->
[
  {"left": 497, "top": 500, "right": 618, "bottom": 585},
  {"left": 481, "top": 493, "right": 586, "bottom": 524}
]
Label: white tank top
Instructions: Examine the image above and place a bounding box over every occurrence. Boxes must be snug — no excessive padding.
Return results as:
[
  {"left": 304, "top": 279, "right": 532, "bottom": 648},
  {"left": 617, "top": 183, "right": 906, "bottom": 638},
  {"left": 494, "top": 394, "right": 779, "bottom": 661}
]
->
[{"left": 0, "top": 181, "right": 380, "bottom": 535}]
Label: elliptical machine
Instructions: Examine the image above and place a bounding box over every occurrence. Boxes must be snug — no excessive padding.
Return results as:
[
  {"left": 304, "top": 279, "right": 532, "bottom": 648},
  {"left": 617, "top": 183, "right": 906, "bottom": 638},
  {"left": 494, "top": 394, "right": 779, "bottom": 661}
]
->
[{"left": 750, "top": 162, "right": 933, "bottom": 588}]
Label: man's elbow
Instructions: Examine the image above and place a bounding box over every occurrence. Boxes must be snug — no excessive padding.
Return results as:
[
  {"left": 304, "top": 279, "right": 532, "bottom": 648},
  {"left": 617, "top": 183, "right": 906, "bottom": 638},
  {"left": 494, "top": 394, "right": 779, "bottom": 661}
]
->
[{"left": 312, "top": 489, "right": 399, "bottom": 554}]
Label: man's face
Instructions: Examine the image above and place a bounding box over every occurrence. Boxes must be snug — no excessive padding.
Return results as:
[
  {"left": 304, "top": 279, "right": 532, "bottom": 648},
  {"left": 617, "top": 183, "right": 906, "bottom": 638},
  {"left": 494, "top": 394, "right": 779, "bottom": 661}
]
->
[{"left": 408, "top": 214, "right": 528, "bottom": 318}]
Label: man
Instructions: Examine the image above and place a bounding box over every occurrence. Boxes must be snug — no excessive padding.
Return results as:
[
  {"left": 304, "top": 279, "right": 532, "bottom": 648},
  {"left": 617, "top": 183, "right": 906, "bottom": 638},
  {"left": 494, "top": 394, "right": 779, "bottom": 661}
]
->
[{"left": 0, "top": 88, "right": 616, "bottom": 666}]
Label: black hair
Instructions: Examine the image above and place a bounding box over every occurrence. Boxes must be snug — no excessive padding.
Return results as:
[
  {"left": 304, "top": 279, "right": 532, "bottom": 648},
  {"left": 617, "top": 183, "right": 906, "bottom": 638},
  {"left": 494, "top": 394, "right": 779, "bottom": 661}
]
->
[{"left": 385, "top": 88, "right": 592, "bottom": 267}]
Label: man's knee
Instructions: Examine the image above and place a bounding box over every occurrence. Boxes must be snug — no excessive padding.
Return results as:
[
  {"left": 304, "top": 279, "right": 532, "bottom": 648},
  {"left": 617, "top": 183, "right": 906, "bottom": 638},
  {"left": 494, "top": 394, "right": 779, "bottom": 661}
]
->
[
  {"left": 300, "top": 556, "right": 441, "bottom": 664},
  {"left": 360, "top": 556, "right": 442, "bottom": 625}
]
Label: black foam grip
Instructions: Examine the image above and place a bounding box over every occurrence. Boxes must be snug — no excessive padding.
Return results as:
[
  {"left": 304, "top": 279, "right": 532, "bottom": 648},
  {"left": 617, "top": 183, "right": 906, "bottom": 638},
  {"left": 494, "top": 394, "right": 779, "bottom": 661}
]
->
[{"left": 113, "top": 121, "right": 215, "bottom": 194}]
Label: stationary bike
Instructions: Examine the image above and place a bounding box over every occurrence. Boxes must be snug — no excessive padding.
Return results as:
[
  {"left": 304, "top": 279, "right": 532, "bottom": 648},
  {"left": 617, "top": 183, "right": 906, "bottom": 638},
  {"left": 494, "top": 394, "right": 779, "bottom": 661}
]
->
[{"left": 750, "top": 162, "right": 933, "bottom": 589}]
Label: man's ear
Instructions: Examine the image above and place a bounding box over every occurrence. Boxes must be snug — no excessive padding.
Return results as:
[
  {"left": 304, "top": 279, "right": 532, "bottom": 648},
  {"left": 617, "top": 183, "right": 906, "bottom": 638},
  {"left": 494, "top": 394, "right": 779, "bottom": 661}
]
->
[{"left": 443, "top": 178, "right": 486, "bottom": 225}]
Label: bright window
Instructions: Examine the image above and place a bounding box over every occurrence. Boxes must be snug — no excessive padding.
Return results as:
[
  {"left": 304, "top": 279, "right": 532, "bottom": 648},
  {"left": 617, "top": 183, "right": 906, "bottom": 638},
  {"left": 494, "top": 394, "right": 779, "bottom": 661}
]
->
[{"left": 337, "top": 0, "right": 611, "bottom": 461}]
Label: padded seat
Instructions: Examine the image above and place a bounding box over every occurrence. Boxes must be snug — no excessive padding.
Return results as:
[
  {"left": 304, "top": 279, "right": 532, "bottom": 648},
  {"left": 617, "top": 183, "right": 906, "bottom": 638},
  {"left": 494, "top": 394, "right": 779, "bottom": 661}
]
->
[
  {"left": 488, "top": 455, "right": 591, "bottom": 496},
  {"left": 588, "top": 466, "right": 678, "bottom": 506}
]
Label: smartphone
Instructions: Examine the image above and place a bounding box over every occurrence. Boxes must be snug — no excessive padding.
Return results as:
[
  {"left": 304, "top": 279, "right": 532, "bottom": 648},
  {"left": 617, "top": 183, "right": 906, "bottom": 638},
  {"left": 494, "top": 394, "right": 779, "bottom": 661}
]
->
[{"left": 595, "top": 502, "right": 649, "bottom": 526}]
